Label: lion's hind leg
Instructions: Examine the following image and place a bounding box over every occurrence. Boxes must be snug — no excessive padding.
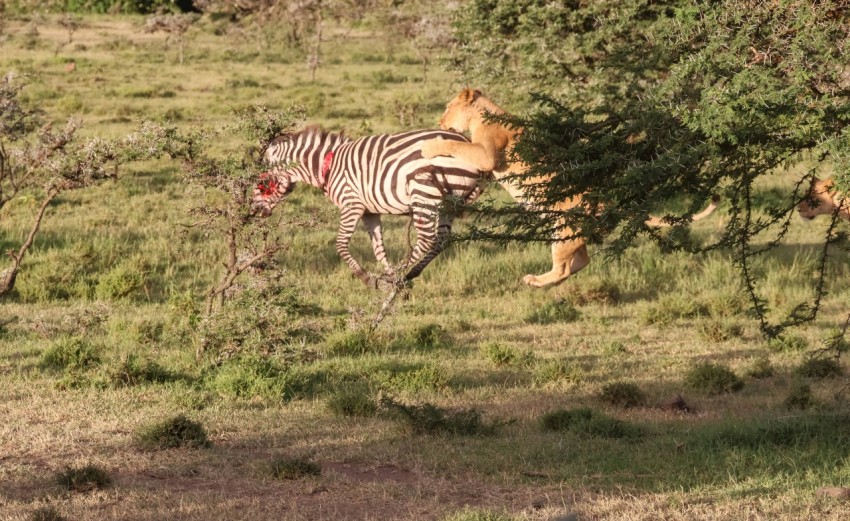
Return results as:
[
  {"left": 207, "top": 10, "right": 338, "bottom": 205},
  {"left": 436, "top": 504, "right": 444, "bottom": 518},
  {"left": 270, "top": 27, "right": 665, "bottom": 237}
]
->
[{"left": 522, "top": 240, "right": 589, "bottom": 288}]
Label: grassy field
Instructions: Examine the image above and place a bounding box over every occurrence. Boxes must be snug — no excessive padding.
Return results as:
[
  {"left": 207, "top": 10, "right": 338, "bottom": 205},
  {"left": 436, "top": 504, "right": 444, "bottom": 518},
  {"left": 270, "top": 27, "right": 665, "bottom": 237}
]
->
[{"left": 2, "top": 12, "right": 850, "bottom": 521}]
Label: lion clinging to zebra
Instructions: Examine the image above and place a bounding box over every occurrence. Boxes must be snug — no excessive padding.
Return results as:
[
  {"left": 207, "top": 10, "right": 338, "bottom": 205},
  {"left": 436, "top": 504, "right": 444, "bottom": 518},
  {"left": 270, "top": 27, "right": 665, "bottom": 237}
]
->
[{"left": 421, "top": 88, "right": 719, "bottom": 288}]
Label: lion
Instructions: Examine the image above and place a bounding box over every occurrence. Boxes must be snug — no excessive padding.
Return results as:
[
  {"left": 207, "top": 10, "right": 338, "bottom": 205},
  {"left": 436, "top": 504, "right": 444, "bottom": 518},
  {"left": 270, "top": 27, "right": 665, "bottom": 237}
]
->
[
  {"left": 797, "top": 177, "right": 849, "bottom": 221},
  {"left": 421, "top": 88, "right": 718, "bottom": 288}
]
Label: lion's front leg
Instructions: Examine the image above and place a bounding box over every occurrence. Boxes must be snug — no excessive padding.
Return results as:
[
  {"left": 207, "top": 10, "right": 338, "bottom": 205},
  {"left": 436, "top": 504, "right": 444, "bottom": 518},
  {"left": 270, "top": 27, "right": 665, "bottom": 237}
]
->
[
  {"left": 421, "top": 138, "right": 497, "bottom": 172},
  {"left": 420, "top": 137, "right": 451, "bottom": 159}
]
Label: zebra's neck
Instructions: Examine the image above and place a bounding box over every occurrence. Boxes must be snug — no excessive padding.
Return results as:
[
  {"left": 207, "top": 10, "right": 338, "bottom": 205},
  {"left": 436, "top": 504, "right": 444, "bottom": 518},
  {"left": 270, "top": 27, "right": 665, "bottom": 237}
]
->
[{"left": 276, "top": 130, "right": 349, "bottom": 189}]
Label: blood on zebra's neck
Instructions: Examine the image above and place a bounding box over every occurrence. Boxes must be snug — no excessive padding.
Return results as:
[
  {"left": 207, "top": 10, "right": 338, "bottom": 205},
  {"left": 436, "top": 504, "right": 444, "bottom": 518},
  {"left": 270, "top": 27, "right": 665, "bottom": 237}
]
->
[{"left": 318, "top": 150, "right": 334, "bottom": 189}]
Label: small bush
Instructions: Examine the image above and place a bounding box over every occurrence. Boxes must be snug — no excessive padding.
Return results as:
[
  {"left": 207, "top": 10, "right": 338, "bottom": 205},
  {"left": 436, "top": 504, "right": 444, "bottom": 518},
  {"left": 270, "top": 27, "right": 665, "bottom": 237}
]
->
[
  {"left": 697, "top": 320, "right": 743, "bottom": 343},
  {"left": 110, "top": 353, "right": 178, "bottom": 387},
  {"left": 325, "top": 386, "right": 377, "bottom": 417},
  {"left": 540, "top": 407, "right": 593, "bottom": 431},
  {"left": 784, "top": 382, "right": 814, "bottom": 410},
  {"left": 533, "top": 359, "right": 583, "bottom": 387},
  {"left": 797, "top": 357, "right": 842, "bottom": 379},
  {"left": 442, "top": 508, "right": 516, "bottom": 521},
  {"left": 641, "top": 295, "right": 709, "bottom": 325},
  {"left": 480, "top": 342, "right": 532, "bottom": 367},
  {"left": 374, "top": 363, "right": 449, "bottom": 394},
  {"left": 767, "top": 334, "right": 808, "bottom": 352},
  {"left": 29, "top": 506, "right": 66, "bottom": 521},
  {"left": 600, "top": 382, "right": 646, "bottom": 408},
  {"left": 324, "top": 329, "right": 380, "bottom": 357},
  {"left": 746, "top": 356, "right": 775, "bottom": 379},
  {"left": 268, "top": 456, "right": 321, "bottom": 480},
  {"left": 394, "top": 323, "right": 449, "bottom": 351},
  {"left": 525, "top": 299, "right": 580, "bottom": 324},
  {"left": 95, "top": 264, "right": 144, "bottom": 299},
  {"left": 206, "top": 356, "right": 316, "bottom": 401},
  {"left": 39, "top": 336, "right": 100, "bottom": 371},
  {"left": 136, "top": 414, "right": 210, "bottom": 450},
  {"left": 381, "top": 396, "right": 500, "bottom": 436},
  {"left": 571, "top": 280, "right": 621, "bottom": 305},
  {"left": 540, "top": 407, "right": 642, "bottom": 439},
  {"left": 198, "top": 286, "right": 311, "bottom": 361},
  {"left": 684, "top": 362, "right": 744, "bottom": 395},
  {"left": 55, "top": 465, "right": 111, "bottom": 493}
]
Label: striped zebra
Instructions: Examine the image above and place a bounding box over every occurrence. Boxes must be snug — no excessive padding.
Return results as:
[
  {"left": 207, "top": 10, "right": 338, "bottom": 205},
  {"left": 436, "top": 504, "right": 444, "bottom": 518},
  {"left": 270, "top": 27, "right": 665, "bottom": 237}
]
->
[{"left": 252, "top": 126, "right": 485, "bottom": 287}]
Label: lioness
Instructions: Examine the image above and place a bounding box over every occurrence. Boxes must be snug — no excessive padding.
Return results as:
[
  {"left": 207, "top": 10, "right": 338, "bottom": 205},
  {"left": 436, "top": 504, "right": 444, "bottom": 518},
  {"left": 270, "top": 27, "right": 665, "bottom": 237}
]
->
[
  {"left": 797, "top": 177, "right": 849, "bottom": 221},
  {"left": 421, "top": 88, "right": 718, "bottom": 288}
]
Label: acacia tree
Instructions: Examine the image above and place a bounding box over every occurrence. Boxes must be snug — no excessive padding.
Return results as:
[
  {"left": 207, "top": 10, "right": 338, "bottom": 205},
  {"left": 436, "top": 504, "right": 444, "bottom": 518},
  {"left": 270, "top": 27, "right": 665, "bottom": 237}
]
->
[
  {"left": 0, "top": 73, "right": 163, "bottom": 296},
  {"left": 449, "top": 0, "right": 850, "bottom": 337}
]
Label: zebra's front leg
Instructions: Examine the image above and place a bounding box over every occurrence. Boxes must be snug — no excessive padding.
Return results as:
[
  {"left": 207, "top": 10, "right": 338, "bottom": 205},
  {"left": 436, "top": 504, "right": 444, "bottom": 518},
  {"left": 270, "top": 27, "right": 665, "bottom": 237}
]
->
[
  {"left": 336, "top": 205, "right": 374, "bottom": 287},
  {"left": 361, "top": 213, "right": 394, "bottom": 277},
  {"left": 403, "top": 209, "right": 452, "bottom": 282}
]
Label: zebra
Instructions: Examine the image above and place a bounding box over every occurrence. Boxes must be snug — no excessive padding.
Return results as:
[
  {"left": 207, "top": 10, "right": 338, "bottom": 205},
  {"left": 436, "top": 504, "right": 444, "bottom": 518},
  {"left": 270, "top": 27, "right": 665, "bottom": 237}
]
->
[{"left": 252, "top": 126, "right": 485, "bottom": 287}]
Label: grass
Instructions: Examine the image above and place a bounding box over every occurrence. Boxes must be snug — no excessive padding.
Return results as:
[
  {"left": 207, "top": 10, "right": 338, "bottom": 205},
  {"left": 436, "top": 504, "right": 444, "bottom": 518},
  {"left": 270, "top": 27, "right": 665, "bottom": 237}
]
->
[
  {"left": 1, "top": 11, "right": 850, "bottom": 521},
  {"left": 267, "top": 456, "right": 322, "bottom": 480}
]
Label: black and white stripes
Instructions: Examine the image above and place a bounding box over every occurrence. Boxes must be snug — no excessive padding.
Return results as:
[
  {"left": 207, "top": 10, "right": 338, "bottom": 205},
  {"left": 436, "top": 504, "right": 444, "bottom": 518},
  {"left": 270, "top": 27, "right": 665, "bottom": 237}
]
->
[{"left": 252, "top": 126, "right": 484, "bottom": 286}]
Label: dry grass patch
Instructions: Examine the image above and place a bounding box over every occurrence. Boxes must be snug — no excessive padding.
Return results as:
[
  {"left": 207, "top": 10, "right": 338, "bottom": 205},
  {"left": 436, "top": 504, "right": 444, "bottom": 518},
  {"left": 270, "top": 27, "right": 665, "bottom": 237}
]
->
[{"left": 135, "top": 414, "right": 210, "bottom": 450}]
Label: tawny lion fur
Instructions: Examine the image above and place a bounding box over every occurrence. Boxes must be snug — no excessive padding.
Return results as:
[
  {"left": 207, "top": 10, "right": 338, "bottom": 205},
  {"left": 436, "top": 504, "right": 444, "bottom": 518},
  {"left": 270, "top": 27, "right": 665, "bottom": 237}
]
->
[
  {"left": 421, "top": 88, "right": 718, "bottom": 288},
  {"left": 796, "top": 177, "right": 850, "bottom": 221}
]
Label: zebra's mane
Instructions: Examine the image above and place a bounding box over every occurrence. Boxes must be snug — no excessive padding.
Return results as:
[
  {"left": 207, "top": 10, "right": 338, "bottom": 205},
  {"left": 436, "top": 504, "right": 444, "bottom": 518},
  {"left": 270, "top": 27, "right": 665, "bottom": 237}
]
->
[{"left": 268, "top": 125, "right": 348, "bottom": 147}]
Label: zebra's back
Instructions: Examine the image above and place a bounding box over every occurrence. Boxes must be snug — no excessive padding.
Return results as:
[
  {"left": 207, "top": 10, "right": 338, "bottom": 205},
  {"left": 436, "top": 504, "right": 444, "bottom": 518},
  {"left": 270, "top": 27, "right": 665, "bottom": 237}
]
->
[{"left": 331, "top": 130, "right": 480, "bottom": 215}]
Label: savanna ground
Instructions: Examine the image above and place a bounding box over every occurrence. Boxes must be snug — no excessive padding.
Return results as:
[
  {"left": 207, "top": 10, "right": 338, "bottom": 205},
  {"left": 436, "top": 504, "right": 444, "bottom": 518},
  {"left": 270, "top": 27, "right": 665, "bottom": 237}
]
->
[{"left": 1, "top": 12, "right": 850, "bottom": 521}]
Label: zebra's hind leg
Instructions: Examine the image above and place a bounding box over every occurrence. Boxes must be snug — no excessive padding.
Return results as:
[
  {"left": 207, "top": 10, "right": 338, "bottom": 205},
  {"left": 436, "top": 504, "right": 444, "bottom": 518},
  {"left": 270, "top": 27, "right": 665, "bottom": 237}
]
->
[
  {"left": 403, "top": 210, "right": 451, "bottom": 282},
  {"left": 335, "top": 205, "right": 374, "bottom": 287},
  {"left": 361, "top": 213, "right": 394, "bottom": 277}
]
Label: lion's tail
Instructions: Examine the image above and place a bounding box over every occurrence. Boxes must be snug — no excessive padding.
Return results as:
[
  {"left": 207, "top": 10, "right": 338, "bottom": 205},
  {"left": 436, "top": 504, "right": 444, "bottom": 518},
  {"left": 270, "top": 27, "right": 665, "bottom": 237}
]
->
[{"left": 645, "top": 195, "right": 720, "bottom": 228}]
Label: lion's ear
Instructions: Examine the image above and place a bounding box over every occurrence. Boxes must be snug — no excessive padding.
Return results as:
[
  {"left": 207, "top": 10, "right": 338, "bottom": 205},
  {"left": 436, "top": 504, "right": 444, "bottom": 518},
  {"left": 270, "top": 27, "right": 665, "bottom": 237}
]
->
[{"left": 460, "top": 88, "right": 482, "bottom": 104}]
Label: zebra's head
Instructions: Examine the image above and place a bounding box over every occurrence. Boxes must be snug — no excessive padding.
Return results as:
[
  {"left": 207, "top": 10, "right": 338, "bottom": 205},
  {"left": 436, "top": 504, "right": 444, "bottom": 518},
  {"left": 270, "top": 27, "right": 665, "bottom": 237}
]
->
[{"left": 251, "top": 170, "right": 296, "bottom": 217}]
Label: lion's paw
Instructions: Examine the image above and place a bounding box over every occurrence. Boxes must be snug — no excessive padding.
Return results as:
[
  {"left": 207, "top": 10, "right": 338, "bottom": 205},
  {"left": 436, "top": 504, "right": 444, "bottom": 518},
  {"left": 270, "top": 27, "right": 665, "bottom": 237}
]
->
[
  {"left": 522, "top": 274, "right": 544, "bottom": 288},
  {"left": 420, "top": 137, "right": 445, "bottom": 159}
]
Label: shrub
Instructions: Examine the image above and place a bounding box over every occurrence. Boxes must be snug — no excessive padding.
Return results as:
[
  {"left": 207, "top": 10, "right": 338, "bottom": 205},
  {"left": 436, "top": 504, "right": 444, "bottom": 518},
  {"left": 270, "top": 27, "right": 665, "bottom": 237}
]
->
[
  {"left": 784, "top": 382, "right": 814, "bottom": 410},
  {"left": 29, "top": 506, "right": 66, "bottom": 521},
  {"left": 198, "top": 286, "right": 311, "bottom": 362},
  {"left": 599, "top": 382, "right": 646, "bottom": 408},
  {"left": 480, "top": 342, "right": 531, "bottom": 367},
  {"left": 136, "top": 414, "right": 210, "bottom": 450},
  {"left": 684, "top": 362, "right": 744, "bottom": 395},
  {"left": 324, "top": 329, "right": 380, "bottom": 357},
  {"left": 540, "top": 407, "right": 642, "bottom": 439},
  {"left": 374, "top": 363, "right": 449, "bottom": 394},
  {"left": 55, "top": 465, "right": 111, "bottom": 493},
  {"left": 745, "top": 356, "right": 775, "bottom": 379},
  {"left": 268, "top": 456, "right": 321, "bottom": 480},
  {"left": 767, "top": 334, "right": 808, "bottom": 352},
  {"left": 525, "top": 299, "right": 580, "bottom": 324},
  {"left": 442, "top": 508, "right": 517, "bottom": 521},
  {"left": 39, "top": 336, "right": 100, "bottom": 371},
  {"left": 394, "top": 323, "right": 449, "bottom": 351},
  {"left": 641, "top": 295, "right": 709, "bottom": 325},
  {"left": 325, "top": 385, "right": 377, "bottom": 417},
  {"left": 109, "top": 353, "right": 178, "bottom": 387},
  {"left": 206, "top": 356, "right": 315, "bottom": 401},
  {"left": 380, "top": 396, "right": 501, "bottom": 436},
  {"left": 797, "top": 358, "right": 842, "bottom": 379},
  {"left": 533, "top": 359, "right": 583, "bottom": 387},
  {"left": 697, "top": 320, "right": 743, "bottom": 343},
  {"left": 571, "top": 280, "right": 621, "bottom": 305},
  {"left": 95, "top": 264, "right": 145, "bottom": 300}
]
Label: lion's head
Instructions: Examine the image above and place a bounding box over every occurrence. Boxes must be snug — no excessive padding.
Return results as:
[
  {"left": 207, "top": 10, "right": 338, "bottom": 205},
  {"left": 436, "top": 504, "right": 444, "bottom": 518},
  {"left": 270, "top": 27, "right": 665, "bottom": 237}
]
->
[
  {"left": 438, "top": 88, "right": 483, "bottom": 133},
  {"left": 797, "top": 177, "right": 838, "bottom": 220}
]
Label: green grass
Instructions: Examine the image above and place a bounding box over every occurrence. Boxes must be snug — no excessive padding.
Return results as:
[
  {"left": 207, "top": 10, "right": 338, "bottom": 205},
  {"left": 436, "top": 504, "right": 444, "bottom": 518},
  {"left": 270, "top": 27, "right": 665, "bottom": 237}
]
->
[{"left": 1, "top": 12, "right": 850, "bottom": 521}]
